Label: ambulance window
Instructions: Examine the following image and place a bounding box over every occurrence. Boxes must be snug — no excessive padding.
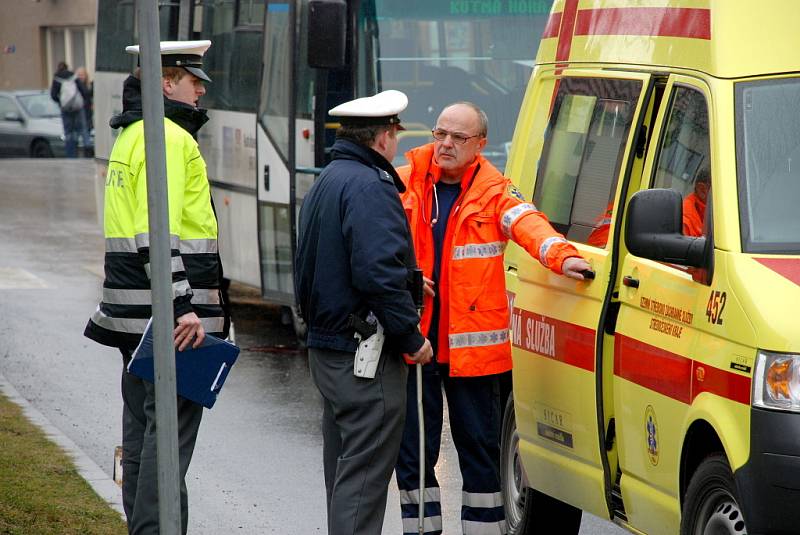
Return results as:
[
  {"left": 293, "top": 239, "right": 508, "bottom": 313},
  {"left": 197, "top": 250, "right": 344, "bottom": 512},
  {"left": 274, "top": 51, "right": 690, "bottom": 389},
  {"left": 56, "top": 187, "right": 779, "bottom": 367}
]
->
[
  {"left": 533, "top": 77, "right": 641, "bottom": 247},
  {"left": 652, "top": 86, "right": 710, "bottom": 237},
  {"left": 736, "top": 78, "right": 800, "bottom": 253}
]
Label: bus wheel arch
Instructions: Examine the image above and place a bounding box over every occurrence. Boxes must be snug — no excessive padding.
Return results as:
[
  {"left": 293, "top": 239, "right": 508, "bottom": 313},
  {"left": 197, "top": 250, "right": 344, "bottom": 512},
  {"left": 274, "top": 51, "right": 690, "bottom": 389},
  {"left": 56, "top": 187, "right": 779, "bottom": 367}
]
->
[{"left": 500, "top": 394, "right": 582, "bottom": 535}]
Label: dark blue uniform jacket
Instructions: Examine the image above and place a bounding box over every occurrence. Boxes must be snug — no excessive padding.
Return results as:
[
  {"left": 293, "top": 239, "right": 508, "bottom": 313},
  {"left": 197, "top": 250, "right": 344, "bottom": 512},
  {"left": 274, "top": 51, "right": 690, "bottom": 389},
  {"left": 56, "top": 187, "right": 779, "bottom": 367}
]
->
[{"left": 296, "top": 139, "right": 424, "bottom": 355}]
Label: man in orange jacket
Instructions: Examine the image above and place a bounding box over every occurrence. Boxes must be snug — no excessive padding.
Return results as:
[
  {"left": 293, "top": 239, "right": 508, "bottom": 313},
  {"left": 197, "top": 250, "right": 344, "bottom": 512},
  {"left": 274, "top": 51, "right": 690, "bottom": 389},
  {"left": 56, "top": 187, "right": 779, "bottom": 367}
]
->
[
  {"left": 683, "top": 167, "right": 710, "bottom": 237},
  {"left": 394, "top": 102, "right": 591, "bottom": 534}
]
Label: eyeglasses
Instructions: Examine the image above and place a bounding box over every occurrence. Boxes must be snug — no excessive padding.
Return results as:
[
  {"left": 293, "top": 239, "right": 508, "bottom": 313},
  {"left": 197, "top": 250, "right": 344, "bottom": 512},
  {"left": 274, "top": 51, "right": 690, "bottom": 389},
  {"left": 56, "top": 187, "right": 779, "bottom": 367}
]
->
[{"left": 431, "top": 128, "right": 482, "bottom": 145}]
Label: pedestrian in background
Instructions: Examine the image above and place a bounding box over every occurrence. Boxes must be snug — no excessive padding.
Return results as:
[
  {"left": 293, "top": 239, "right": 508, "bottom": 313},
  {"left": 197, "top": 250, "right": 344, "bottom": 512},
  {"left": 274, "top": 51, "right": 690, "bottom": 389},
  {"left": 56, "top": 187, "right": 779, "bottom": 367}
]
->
[
  {"left": 84, "top": 40, "right": 229, "bottom": 535},
  {"left": 295, "top": 90, "right": 433, "bottom": 535},
  {"left": 76, "top": 66, "right": 94, "bottom": 132},
  {"left": 395, "top": 102, "right": 592, "bottom": 535},
  {"left": 50, "top": 61, "right": 90, "bottom": 157}
]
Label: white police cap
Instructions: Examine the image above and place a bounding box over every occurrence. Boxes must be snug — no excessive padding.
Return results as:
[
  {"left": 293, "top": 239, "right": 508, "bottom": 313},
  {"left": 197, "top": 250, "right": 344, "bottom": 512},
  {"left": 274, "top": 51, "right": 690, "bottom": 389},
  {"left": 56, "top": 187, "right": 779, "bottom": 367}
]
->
[
  {"left": 329, "top": 90, "right": 408, "bottom": 129},
  {"left": 125, "top": 40, "right": 212, "bottom": 82}
]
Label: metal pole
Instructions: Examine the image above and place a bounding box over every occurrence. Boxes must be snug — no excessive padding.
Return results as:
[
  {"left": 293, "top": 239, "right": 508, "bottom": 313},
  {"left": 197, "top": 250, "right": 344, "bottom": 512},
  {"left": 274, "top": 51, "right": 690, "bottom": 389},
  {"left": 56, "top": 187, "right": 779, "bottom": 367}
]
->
[
  {"left": 417, "top": 362, "right": 425, "bottom": 534},
  {"left": 137, "top": 1, "right": 181, "bottom": 534},
  {"left": 410, "top": 269, "right": 426, "bottom": 535}
]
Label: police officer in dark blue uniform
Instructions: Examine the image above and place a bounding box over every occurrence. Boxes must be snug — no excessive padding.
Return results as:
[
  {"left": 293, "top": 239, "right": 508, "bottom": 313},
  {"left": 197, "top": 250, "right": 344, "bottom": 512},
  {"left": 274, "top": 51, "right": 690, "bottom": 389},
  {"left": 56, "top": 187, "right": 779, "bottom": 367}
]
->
[{"left": 296, "top": 90, "right": 433, "bottom": 535}]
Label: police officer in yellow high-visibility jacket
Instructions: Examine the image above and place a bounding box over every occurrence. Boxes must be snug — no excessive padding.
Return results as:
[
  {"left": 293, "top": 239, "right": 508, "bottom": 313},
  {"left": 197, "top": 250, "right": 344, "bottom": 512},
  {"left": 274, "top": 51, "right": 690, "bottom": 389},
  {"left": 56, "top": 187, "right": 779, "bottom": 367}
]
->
[{"left": 84, "top": 40, "right": 228, "bottom": 535}]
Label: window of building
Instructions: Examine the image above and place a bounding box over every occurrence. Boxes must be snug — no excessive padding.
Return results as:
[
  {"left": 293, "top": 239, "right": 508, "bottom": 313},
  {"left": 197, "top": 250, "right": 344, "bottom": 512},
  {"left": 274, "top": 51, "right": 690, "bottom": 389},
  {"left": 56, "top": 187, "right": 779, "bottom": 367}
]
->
[
  {"left": 45, "top": 26, "right": 95, "bottom": 78},
  {"left": 533, "top": 77, "right": 642, "bottom": 247}
]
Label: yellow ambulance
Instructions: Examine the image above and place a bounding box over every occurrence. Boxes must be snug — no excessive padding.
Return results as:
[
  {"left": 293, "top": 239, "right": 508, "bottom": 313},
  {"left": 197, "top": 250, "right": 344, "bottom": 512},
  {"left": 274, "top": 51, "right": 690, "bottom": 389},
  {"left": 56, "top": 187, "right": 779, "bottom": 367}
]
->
[{"left": 502, "top": 1, "right": 800, "bottom": 533}]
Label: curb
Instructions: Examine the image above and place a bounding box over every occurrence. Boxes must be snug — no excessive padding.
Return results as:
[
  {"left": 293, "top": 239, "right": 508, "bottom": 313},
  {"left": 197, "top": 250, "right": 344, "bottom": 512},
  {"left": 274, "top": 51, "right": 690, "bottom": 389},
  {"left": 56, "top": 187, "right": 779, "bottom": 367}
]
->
[{"left": 0, "top": 373, "right": 125, "bottom": 519}]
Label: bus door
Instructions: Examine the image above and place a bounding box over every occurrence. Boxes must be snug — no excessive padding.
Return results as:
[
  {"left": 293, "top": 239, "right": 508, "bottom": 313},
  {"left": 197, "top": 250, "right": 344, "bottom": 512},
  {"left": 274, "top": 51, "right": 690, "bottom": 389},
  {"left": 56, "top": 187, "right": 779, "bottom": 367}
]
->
[
  {"left": 508, "top": 70, "right": 653, "bottom": 518},
  {"left": 256, "top": 0, "right": 316, "bottom": 305}
]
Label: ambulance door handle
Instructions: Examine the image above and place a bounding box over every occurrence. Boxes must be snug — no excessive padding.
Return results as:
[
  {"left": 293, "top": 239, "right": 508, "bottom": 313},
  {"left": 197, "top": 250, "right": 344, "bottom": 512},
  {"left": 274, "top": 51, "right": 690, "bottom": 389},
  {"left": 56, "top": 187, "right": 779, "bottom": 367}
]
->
[
  {"left": 263, "top": 164, "right": 270, "bottom": 191},
  {"left": 623, "top": 275, "right": 639, "bottom": 289}
]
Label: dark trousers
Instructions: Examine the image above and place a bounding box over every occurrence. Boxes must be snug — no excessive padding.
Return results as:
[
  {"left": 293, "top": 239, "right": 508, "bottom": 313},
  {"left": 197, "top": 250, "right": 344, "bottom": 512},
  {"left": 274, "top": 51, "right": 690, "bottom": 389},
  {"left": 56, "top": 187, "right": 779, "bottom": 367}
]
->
[
  {"left": 61, "top": 109, "right": 90, "bottom": 158},
  {"left": 120, "top": 349, "right": 203, "bottom": 535},
  {"left": 395, "top": 362, "right": 511, "bottom": 535},
  {"left": 309, "top": 347, "right": 408, "bottom": 535}
]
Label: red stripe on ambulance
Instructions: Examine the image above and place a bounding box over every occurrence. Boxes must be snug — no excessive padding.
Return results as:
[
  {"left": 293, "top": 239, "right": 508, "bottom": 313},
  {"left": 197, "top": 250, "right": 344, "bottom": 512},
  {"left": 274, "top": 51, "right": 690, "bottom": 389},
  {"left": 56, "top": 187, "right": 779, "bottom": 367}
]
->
[
  {"left": 615, "top": 334, "right": 751, "bottom": 405},
  {"left": 511, "top": 308, "right": 595, "bottom": 371},
  {"left": 575, "top": 7, "right": 711, "bottom": 39}
]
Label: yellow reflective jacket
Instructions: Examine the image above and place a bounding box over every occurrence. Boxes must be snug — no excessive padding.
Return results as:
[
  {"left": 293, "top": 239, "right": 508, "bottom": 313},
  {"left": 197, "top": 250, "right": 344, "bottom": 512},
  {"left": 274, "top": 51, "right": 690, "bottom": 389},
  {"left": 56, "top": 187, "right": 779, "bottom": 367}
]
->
[{"left": 85, "top": 79, "right": 226, "bottom": 348}]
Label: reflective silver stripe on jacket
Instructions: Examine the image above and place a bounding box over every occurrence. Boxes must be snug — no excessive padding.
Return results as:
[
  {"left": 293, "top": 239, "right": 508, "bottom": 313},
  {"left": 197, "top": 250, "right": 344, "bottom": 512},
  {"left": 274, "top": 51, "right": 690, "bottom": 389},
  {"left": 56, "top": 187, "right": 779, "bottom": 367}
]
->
[
  {"left": 199, "top": 317, "right": 225, "bottom": 332},
  {"left": 462, "top": 491, "right": 503, "bottom": 508},
  {"left": 180, "top": 239, "right": 218, "bottom": 254},
  {"left": 106, "top": 237, "right": 137, "bottom": 253},
  {"left": 449, "top": 329, "right": 510, "bottom": 349},
  {"left": 399, "top": 487, "right": 441, "bottom": 505},
  {"left": 501, "top": 203, "right": 537, "bottom": 238},
  {"left": 462, "top": 519, "right": 509, "bottom": 535},
  {"left": 134, "top": 233, "right": 180, "bottom": 250},
  {"left": 452, "top": 241, "right": 506, "bottom": 260},
  {"left": 91, "top": 307, "right": 224, "bottom": 333},
  {"left": 402, "top": 516, "right": 442, "bottom": 534},
  {"left": 102, "top": 287, "right": 219, "bottom": 305},
  {"left": 90, "top": 307, "right": 150, "bottom": 333},
  {"left": 144, "top": 257, "right": 187, "bottom": 279},
  {"left": 173, "top": 279, "right": 192, "bottom": 298},
  {"left": 539, "top": 236, "right": 568, "bottom": 267},
  {"left": 106, "top": 237, "right": 215, "bottom": 254}
]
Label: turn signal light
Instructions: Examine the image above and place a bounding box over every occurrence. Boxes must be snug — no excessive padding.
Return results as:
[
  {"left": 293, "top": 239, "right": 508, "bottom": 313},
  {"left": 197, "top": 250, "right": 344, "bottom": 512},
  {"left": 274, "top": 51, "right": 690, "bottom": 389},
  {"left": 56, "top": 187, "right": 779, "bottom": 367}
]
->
[{"left": 754, "top": 351, "right": 800, "bottom": 411}]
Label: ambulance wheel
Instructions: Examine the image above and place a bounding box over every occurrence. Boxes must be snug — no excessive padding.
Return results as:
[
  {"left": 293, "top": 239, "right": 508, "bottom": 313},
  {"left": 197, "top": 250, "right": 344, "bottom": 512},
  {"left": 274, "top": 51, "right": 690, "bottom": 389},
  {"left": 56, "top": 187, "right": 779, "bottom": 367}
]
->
[
  {"left": 681, "top": 454, "right": 747, "bottom": 535},
  {"left": 501, "top": 395, "right": 582, "bottom": 534}
]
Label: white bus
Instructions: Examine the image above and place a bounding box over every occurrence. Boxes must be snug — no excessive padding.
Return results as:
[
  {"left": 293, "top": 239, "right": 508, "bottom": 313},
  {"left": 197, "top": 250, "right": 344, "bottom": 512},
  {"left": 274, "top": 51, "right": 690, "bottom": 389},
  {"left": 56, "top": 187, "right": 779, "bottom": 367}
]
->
[{"left": 94, "top": 0, "right": 554, "bottom": 336}]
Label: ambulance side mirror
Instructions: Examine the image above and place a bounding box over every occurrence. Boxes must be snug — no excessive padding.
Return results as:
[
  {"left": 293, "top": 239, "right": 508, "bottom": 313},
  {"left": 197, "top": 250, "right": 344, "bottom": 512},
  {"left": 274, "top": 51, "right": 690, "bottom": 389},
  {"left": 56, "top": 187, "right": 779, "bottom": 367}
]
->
[
  {"left": 308, "top": 0, "right": 346, "bottom": 69},
  {"left": 625, "top": 189, "right": 707, "bottom": 268}
]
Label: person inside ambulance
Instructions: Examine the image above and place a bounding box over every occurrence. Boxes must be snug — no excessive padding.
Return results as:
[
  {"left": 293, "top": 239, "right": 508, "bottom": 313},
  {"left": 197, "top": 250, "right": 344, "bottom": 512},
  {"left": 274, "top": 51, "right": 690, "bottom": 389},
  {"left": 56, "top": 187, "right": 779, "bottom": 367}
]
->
[
  {"left": 394, "top": 101, "right": 591, "bottom": 535},
  {"left": 683, "top": 165, "right": 710, "bottom": 237}
]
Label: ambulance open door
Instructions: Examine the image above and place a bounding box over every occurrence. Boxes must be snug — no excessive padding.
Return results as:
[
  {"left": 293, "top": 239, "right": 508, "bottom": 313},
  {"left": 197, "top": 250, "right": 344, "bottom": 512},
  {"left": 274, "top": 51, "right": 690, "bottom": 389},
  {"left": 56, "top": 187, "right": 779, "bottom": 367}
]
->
[{"left": 506, "top": 69, "right": 653, "bottom": 519}]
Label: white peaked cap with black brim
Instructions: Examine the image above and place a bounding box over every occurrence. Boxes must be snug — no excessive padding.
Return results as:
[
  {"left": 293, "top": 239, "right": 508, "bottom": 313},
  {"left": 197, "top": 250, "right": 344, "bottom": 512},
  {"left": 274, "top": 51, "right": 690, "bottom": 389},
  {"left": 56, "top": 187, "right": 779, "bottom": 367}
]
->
[
  {"left": 125, "top": 40, "right": 212, "bottom": 83},
  {"left": 329, "top": 90, "right": 408, "bottom": 130}
]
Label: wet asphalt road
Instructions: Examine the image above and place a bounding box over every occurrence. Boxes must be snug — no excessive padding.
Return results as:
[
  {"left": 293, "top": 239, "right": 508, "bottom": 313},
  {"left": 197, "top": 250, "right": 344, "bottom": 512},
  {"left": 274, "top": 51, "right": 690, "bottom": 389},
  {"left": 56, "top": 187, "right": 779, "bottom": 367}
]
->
[{"left": 0, "top": 159, "right": 625, "bottom": 534}]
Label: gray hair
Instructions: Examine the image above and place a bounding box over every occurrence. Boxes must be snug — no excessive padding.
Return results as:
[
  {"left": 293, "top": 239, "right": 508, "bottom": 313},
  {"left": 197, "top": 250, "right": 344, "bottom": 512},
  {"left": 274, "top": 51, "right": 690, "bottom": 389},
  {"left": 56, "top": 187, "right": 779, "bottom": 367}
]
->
[{"left": 444, "top": 101, "right": 488, "bottom": 138}]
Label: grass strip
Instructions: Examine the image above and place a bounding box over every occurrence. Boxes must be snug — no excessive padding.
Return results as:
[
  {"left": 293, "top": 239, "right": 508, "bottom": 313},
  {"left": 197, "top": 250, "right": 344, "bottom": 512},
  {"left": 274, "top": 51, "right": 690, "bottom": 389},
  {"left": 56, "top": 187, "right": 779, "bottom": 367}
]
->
[{"left": 0, "top": 390, "right": 127, "bottom": 535}]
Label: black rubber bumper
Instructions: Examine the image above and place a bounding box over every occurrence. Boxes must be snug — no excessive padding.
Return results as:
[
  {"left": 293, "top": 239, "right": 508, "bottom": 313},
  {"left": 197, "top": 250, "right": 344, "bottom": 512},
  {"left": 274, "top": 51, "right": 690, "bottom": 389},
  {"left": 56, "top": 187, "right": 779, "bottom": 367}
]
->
[{"left": 735, "top": 407, "right": 800, "bottom": 534}]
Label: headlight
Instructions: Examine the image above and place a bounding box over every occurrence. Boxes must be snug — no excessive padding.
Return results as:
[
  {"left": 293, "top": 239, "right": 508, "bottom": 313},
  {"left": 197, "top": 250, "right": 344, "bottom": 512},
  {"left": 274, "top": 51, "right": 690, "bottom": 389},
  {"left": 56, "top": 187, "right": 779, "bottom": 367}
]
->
[{"left": 753, "top": 351, "right": 800, "bottom": 411}]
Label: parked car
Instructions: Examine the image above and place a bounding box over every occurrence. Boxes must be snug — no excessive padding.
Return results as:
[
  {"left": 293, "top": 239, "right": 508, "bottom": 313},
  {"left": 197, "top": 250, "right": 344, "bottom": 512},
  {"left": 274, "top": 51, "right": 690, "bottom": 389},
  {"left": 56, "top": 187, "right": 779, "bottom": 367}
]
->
[{"left": 0, "top": 90, "right": 71, "bottom": 157}]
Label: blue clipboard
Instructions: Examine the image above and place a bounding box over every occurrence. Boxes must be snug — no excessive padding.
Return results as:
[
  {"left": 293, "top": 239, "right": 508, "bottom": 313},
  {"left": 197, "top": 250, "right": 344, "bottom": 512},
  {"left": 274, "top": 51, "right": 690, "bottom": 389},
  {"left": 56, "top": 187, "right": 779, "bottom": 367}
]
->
[{"left": 128, "top": 318, "right": 240, "bottom": 409}]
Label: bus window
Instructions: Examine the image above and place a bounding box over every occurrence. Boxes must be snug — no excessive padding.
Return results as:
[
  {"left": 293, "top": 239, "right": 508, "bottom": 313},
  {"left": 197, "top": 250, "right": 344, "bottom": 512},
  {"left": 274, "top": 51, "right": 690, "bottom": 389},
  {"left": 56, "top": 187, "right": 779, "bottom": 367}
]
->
[
  {"left": 258, "top": 1, "right": 291, "bottom": 160},
  {"left": 96, "top": 0, "right": 183, "bottom": 73},
  {"left": 359, "top": 0, "right": 553, "bottom": 169},
  {"left": 96, "top": 0, "right": 136, "bottom": 72},
  {"left": 237, "top": 0, "right": 266, "bottom": 26},
  {"left": 202, "top": 1, "right": 264, "bottom": 112}
]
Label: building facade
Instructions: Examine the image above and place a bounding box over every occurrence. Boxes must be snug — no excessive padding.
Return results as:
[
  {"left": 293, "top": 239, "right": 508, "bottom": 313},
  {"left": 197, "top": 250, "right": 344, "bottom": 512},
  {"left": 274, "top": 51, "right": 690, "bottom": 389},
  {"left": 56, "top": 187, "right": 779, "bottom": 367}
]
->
[{"left": 0, "top": 0, "right": 98, "bottom": 90}]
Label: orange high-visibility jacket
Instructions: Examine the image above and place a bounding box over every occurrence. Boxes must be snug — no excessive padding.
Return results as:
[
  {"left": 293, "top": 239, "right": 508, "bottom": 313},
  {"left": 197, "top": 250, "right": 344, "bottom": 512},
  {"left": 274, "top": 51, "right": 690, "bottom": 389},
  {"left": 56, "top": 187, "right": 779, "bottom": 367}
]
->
[
  {"left": 398, "top": 143, "right": 580, "bottom": 377},
  {"left": 682, "top": 193, "right": 706, "bottom": 237}
]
